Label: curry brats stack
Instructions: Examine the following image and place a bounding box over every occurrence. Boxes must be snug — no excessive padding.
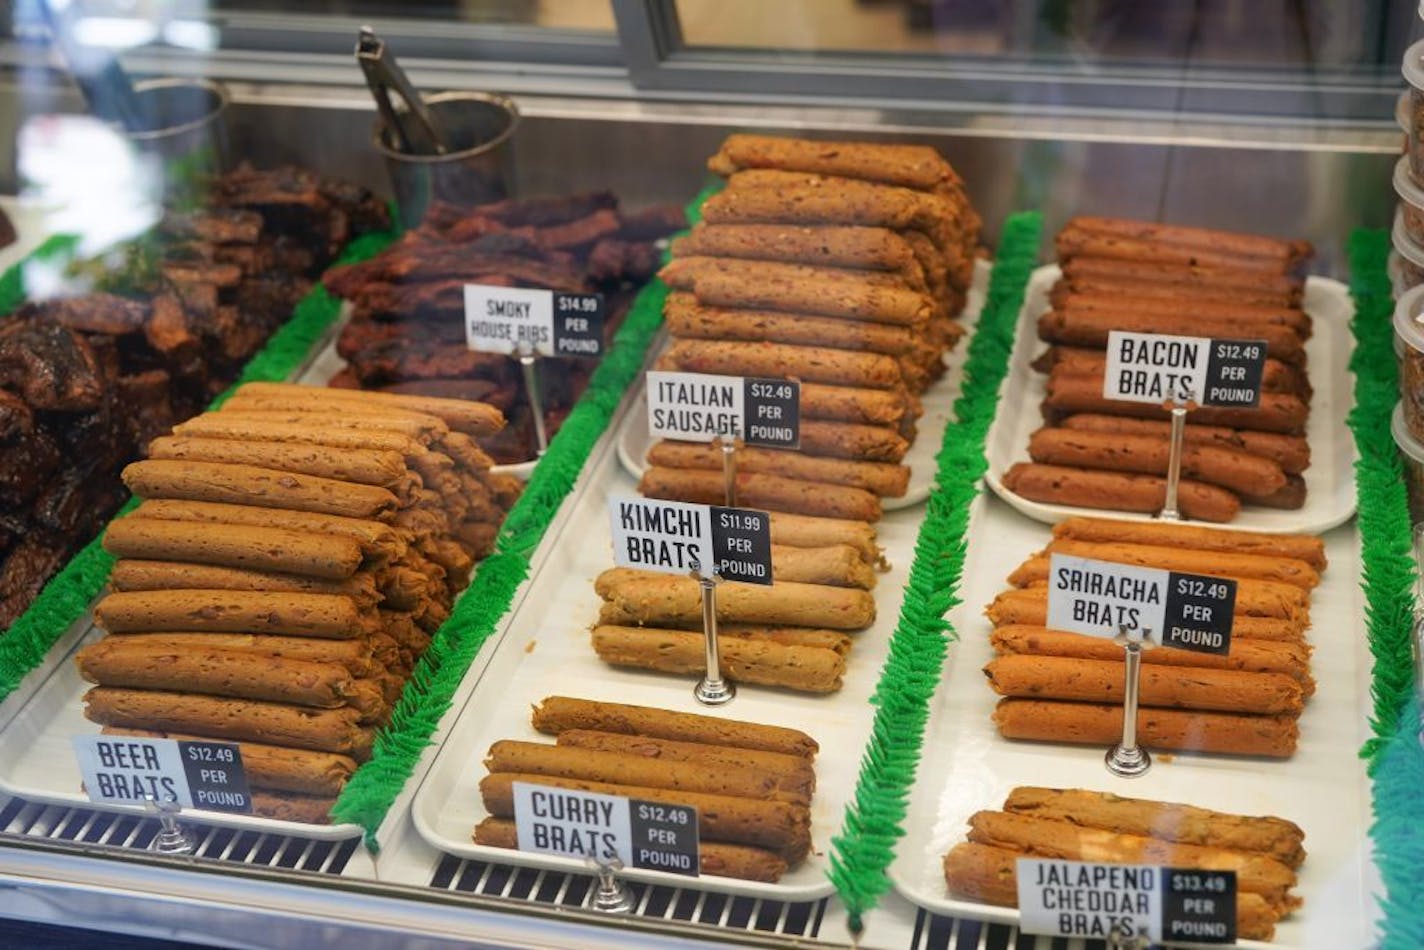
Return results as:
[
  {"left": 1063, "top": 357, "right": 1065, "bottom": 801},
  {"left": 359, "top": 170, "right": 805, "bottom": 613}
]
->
[
  {"left": 472, "top": 697, "right": 819, "bottom": 883},
  {"left": 942, "top": 787, "right": 1306, "bottom": 941},
  {"left": 592, "top": 135, "right": 980, "bottom": 693},
  {"left": 74, "top": 383, "right": 517, "bottom": 823},
  {"left": 983, "top": 517, "right": 1324, "bottom": 758},
  {"left": 1004, "top": 216, "right": 1316, "bottom": 522}
]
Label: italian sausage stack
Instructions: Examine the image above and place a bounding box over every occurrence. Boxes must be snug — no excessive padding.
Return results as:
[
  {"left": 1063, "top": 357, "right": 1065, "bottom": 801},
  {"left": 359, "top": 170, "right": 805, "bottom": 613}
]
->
[
  {"left": 942, "top": 787, "right": 1305, "bottom": 941},
  {"left": 473, "top": 696, "right": 818, "bottom": 882},
  {"left": 643, "top": 133, "right": 982, "bottom": 521},
  {"left": 984, "top": 518, "right": 1325, "bottom": 758},
  {"left": 74, "top": 384, "right": 517, "bottom": 822},
  {"left": 1004, "top": 216, "right": 1316, "bottom": 523}
]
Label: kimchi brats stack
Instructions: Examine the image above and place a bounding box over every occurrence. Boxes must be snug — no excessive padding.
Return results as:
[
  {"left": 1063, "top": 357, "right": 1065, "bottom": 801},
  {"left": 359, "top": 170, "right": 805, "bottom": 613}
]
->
[
  {"left": 321, "top": 192, "right": 688, "bottom": 464},
  {"left": 942, "top": 787, "right": 1305, "bottom": 941},
  {"left": 1004, "top": 216, "right": 1316, "bottom": 523},
  {"left": 472, "top": 696, "right": 819, "bottom": 883},
  {"left": 595, "top": 135, "right": 982, "bottom": 693},
  {"left": 75, "top": 384, "right": 517, "bottom": 823},
  {"left": 983, "top": 517, "right": 1324, "bottom": 758}
]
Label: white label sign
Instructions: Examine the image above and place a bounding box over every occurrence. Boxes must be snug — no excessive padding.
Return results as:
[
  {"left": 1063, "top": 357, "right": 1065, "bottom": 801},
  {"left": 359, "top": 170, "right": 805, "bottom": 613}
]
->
[
  {"left": 464, "top": 284, "right": 604, "bottom": 357},
  {"left": 647, "top": 370, "right": 744, "bottom": 441},
  {"left": 646, "top": 371, "right": 801, "bottom": 448},
  {"left": 1017, "top": 858, "right": 1162, "bottom": 941},
  {"left": 608, "top": 496, "right": 774, "bottom": 585},
  {"left": 1046, "top": 553, "right": 1168, "bottom": 639},
  {"left": 512, "top": 782, "right": 701, "bottom": 877},
  {"left": 1017, "top": 858, "right": 1237, "bottom": 944},
  {"left": 610, "top": 496, "right": 714, "bottom": 577},
  {"left": 514, "top": 782, "right": 631, "bottom": 864},
  {"left": 73, "top": 735, "right": 252, "bottom": 813},
  {"left": 1103, "top": 331, "right": 1210, "bottom": 405},
  {"left": 1103, "top": 331, "right": 1268, "bottom": 407}
]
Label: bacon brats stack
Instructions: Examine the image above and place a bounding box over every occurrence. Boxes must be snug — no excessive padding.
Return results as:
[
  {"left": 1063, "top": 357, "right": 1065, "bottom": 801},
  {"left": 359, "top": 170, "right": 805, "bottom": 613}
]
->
[{"left": 1004, "top": 216, "right": 1316, "bottom": 523}]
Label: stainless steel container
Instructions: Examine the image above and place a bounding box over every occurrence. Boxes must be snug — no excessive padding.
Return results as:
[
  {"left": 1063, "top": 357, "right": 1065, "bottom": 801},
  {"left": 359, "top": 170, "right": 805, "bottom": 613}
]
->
[
  {"left": 125, "top": 77, "right": 230, "bottom": 176},
  {"left": 373, "top": 91, "right": 519, "bottom": 230}
]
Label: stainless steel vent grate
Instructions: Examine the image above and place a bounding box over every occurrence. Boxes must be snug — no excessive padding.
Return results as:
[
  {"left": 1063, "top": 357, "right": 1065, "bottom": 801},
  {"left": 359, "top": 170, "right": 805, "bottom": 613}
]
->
[
  {"left": 429, "top": 854, "right": 826, "bottom": 939},
  {"left": 910, "top": 908, "right": 1102, "bottom": 950},
  {"left": 0, "top": 793, "right": 358, "bottom": 874}
]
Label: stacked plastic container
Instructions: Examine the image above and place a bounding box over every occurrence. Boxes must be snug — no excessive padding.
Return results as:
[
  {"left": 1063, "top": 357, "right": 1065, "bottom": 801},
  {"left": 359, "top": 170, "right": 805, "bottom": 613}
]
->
[{"left": 1395, "top": 40, "right": 1424, "bottom": 513}]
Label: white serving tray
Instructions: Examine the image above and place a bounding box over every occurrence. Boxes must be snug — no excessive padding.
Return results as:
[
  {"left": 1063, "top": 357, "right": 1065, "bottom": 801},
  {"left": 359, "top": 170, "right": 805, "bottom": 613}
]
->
[
  {"left": 408, "top": 421, "right": 934, "bottom": 900},
  {"left": 888, "top": 495, "right": 1374, "bottom": 949},
  {"left": 0, "top": 620, "right": 364, "bottom": 840},
  {"left": 615, "top": 261, "right": 991, "bottom": 511},
  {"left": 984, "top": 266, "right": 1357, "bottom": 533}
]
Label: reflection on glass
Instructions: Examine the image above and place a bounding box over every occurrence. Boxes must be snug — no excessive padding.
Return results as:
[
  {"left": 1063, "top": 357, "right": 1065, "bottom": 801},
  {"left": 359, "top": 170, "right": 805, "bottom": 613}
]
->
[
  {"left": 210, "top": 0, "right": 614, "bottom": 31},
  {"left": 675, "top": 0, "right": 1398, "bottom": 72}
]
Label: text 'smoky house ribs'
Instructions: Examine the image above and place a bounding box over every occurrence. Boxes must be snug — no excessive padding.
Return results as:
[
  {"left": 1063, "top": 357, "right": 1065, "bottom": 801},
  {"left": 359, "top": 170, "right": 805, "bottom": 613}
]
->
[
  {"left": 0, "top": 164, "right": 389, "bottom": 630},
  {"left": 322, "top": 192, "right": 687, "bottom": 463}
]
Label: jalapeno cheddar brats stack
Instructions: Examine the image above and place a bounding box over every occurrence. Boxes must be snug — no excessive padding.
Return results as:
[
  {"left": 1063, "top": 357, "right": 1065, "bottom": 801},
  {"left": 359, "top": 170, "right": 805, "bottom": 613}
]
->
[
  {"left": 74, "top": 383, "right": 517, "bottom": 823},
  {"left": 472, "top": 696, "right": 819, "bottom": 882},
  {"left": 1003, "top": 216, "right": 1316, "bottom": 522},
  {"left": 983, "top": 517, "right": 1325, "bottom": 758},
  {"left": 942, "top": 787, "right": 1306, "bottom": 941},
  {"left": 645, "top": 134, "right": 982, "bottom": 519}
]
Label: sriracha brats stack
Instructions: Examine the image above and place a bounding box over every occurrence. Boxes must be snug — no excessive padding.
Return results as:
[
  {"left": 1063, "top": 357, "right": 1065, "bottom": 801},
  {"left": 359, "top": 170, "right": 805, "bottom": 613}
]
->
[
  {"left": 983, "top": 517, "right": 1325, "bottom": 758},
  {"left": 643, "top": 134, "right": 982, "bottom": 521},
  {"left": 1004, "top": 216, "right": 1316, "bottom": 523},
  {"left": 75, "top": 384, "right": 518, "bottom": 823},
  {"left": 473, "top": 697, "right": 819, "bottom": 883},
  {"left": 942, "top": 786, "right": 1305, "bottom": 941}
]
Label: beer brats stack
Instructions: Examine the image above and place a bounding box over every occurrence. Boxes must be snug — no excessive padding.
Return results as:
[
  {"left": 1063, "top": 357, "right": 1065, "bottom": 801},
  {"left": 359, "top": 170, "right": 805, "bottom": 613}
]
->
[
  {"left": 75, "top": 383, "right": 517, "bottom": 822},
  {"left": 942, "top": 787, "right": 1306, "bottom": 941},
  {"left": 983, "top": 518, "right": 1325, "bottom": 758},
  {"left": 646, "top": 134, "right": 981, "bottom": 519},
  {"left": 1004, "top": 216, "right": 1316, "bottom": 523},
  {"left": 473, "top": 696, "right": 819, "bottom": 883}
]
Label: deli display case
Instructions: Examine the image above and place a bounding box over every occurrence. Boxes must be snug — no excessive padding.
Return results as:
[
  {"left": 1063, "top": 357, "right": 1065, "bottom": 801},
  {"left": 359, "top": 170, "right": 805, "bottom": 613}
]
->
[{"left": 0, "top": 3, "right": 1414, "bottom": 948}]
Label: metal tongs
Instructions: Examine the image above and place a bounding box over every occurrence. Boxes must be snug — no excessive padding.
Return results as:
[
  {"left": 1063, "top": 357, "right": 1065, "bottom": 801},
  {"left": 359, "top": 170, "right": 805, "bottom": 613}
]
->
[{"left": 356, "top": 26, "right": 451, "bottom": 156}]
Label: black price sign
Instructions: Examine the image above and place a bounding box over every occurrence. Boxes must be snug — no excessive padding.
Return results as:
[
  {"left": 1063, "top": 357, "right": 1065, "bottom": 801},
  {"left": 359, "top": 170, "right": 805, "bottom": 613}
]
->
[
  {"left": 1162, "top": 868, "right": 1237, "bottom": 944},
  {"left": 629, "top": 799, "right": 700, "bottom": 877},
  {"left": 742, "top": 377, "right": 800, "bottom": 449},
  {"left": 1161, "top": 572, "right": 1237, "bottom": 655},
  {"left": 552, "top": 292, "right": 605, "bottom": 358},
  {"left": 178, "top": 740, "right": 253, "bottom": 814},
  {"left": 1202, "top": 339, "right": 1267, "bottom": 408},
  {"left": 709, "top": 505, "right": 773, "bottom": 586}
]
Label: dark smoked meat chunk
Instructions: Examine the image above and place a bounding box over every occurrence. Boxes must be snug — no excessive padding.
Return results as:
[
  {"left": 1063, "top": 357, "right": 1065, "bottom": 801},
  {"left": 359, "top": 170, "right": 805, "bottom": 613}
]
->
[
  {"left": 115, "top": 369, "right": 175, "bottom": 449},
  {"left": 0, "top": 428, "right": 61, "bottom": 505},
  {"left": 347, "top": 338, "right": 513, "bottom": 387},
  {"left": 161, "top": 208, "right": 263, "bottom": 244},
  {"left": 0, "top": 532, "right": 73, "bottom": 628},
  {"left": 26, "top": 294, "right": 148, "bottom": 335},
  {"left": 143, "top": 293, "right": 201, "bottom": 359},
  {"left": 479, "top": 191, "right": 616, "bottom": 228},
  {"left": 587, "top": 239, "right": 661, "bottom": 284},
  {"left": 616, "top": 204, "right": 689, "bottom": 241},
  {"left": 536, "top": 208, "right": 621, "bottom": 250},
  {"left": 0, "top": 390, "right": 34, "bottom": 440},
  {"left": 0, "top": 321, "right": 104, "bottom": 411}
]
